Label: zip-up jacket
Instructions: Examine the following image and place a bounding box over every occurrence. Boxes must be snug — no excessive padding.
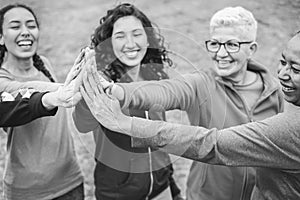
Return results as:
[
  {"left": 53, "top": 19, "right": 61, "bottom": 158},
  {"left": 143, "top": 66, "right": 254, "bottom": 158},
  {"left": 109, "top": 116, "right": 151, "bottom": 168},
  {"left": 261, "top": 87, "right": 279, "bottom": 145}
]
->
[
  {"left": 119, "top": 59, "right": 284, "bottom": 200},
  {"left": 129, "top": 102, "right": 300, "bottom": 200}
]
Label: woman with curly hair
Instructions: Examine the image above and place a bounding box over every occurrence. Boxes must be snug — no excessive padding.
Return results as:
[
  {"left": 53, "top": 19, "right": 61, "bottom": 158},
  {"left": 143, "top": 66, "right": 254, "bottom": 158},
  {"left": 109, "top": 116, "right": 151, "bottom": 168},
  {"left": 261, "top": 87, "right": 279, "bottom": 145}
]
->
[
  {"left": 0, "top": 3, "right": 84, "bottom": 200},
  {"left": 73, "top": 3, "right": 183, "bottom": 200}
]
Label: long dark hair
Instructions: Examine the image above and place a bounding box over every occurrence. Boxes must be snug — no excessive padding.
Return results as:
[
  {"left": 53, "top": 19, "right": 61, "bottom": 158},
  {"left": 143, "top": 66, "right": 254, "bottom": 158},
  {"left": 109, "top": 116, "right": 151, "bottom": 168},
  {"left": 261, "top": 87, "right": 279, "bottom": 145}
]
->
[
  {"left": 91, "top": 3, "right": 172, "bottom": 83},
  {"left": 0, "top": 4, "right": 55, "bottom": 82}
]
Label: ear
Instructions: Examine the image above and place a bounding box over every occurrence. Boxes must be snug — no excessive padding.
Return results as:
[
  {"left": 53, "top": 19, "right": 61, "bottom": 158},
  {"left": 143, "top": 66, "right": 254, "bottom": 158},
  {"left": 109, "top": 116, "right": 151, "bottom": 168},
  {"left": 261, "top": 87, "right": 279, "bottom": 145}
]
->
[
  {"left": 249, "top": 42, "right": 258, "bottom": 56},
  {"left": 0, "top": 35, "right": 4, "bottom": 45}
]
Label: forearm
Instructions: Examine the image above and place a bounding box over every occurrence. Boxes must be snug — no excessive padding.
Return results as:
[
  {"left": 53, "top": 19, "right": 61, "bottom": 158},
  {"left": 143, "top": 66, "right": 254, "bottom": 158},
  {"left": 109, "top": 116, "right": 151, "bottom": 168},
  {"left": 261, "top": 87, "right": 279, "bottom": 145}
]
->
[
  {"left": 118, "top": 77, "right": 196, "bottom": 111},
  {"left": 0, "top": 92, "right": 57, "bottom": 127},
  {"left": 130, "top": 111, "right": 300, "bottom": 169}
]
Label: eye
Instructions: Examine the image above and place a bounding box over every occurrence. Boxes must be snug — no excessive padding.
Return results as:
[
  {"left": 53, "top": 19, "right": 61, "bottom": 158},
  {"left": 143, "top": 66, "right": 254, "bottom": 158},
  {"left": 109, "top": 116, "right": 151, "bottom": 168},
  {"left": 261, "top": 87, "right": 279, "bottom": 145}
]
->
[
  {"left": 209, "top": 41, "right": 218, "bottom": 46},
  {"left": 226, "top": 42, "right": 239, "bottom": 48},
  {"left": 115, "top": 35, "right": 125, "bottom": 39},
  {"left": 291, "top": 64, "right": 300, "bottom": 74},
  {"left": 133, "top": 33, "right": 142, "bottom": 37},
  {"left": 27, "top": 24, "right": 37, "bottom": 29},
  {"left": 10, "top": 26, "right": 20, "bottom": 30},
  {"left": 279, "top": 59, "right": 287, "bottom": 66}
]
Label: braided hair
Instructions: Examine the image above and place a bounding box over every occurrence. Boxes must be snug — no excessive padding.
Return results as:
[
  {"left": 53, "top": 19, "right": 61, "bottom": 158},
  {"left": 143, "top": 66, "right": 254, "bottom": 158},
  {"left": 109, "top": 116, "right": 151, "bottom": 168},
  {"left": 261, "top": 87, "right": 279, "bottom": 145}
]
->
[
  {"left": 0, "top": 4, "right": 55, "bottom": 82},
  {"left": 91, "top": 3, "right": 172, "bottom": 83}
]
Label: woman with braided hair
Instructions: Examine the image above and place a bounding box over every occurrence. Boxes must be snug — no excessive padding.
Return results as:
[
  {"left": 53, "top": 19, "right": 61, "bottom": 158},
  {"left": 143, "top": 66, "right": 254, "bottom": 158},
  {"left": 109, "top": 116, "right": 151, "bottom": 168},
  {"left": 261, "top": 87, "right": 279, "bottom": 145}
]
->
[
  {"left": 0, "top": 4, "right": 84, "bottom": 200},
  {"left": 73, "top": 3, "right": 183, "bottom": 200}
]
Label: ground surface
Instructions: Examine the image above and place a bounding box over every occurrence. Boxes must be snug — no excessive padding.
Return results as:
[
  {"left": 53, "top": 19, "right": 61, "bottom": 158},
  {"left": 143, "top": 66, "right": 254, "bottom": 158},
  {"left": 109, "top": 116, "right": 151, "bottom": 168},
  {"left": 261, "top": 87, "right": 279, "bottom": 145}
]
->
[{"left": 0, "top": 0, "right": 299, "bottom": 199}]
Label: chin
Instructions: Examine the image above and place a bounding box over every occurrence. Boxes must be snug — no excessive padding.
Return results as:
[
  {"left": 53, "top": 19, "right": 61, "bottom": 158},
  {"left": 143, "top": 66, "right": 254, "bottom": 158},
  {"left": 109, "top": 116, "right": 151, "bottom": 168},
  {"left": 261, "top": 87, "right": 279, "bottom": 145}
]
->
[
  {"left": 216, "top": 69, "right": 233, "bottom": 78},
  {"left": 18, "top": 52, "right": 36, "bottom": 59},
  {"left": 123, "top": 60, "right": 142, "bottom": 68},
  {"left": 283, "top": 95, "right": 297, "bottom": 104}
]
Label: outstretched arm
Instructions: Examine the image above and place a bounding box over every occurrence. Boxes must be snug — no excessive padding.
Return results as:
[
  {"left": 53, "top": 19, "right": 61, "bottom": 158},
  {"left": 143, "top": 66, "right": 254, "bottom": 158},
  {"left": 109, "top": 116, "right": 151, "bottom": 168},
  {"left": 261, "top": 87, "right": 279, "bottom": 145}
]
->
[
  {"left": 81, "top": 67, "right": 300, "bottom": 169},
  {"left": 0, "top": 51, "right": 84, "bottom": 127},
  {"left": 79, "top": 49, "right": 202, "bottom": 112},
  {"left": 0, "top": 92, "right": 57, "bottom": 127}
]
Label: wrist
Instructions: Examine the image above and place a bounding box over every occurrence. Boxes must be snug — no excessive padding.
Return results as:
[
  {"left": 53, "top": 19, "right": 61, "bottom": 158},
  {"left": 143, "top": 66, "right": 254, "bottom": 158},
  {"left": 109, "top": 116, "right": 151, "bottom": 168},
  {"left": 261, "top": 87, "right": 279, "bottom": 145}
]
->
[
  {"left": 111, "top": 84, "right": 125, "bottom": 102},
  {"left": 120, "top": 115, "right": 132, "bottom": 135},
  {"left": 41, "top": 91, "right": 58, "bottom": 110}
]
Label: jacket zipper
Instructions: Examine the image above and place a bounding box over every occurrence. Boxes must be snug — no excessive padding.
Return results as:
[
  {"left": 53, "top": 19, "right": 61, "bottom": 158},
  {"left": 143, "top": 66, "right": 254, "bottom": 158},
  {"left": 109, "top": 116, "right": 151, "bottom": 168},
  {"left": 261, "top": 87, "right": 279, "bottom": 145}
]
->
[
  {"left": 232, "top": 88, "right": 279, "bottom": 200},
  {"left": 145, "top": 111, "right": 154, "bottom": 200}
]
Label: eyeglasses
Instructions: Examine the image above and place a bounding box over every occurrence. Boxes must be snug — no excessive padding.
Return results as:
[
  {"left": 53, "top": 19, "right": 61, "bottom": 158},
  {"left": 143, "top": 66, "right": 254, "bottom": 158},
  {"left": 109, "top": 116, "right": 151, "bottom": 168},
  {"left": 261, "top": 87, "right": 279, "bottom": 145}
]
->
[{"left": 205, "top": 40, "right": 253, "bottom": 53}]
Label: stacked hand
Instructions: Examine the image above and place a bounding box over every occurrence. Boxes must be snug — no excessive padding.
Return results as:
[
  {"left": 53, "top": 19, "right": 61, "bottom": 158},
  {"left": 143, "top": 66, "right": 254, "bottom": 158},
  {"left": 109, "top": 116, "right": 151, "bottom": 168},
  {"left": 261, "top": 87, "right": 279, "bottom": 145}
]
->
[
  {"left": 79, "top": 58, "right": 132, "bottom": 135},
  {"left": 42, "top": 49, "right": 87, "bottom": 109}
]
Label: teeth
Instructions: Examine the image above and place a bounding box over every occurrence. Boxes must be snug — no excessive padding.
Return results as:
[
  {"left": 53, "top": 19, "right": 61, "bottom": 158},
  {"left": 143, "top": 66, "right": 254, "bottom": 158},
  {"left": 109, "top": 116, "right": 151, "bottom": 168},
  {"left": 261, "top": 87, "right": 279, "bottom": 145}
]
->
[
  {"left": 282, "top": 86, "right": 295, "bottom": 92},
  {"left": 18, "top": 41, "right": 32, "bottom": 46},
  {"left": 219, "top": 60, "right": 230, "bottom": 64},
  {"left": 124, "top": 51, "right": 138, "bottom": 58}
]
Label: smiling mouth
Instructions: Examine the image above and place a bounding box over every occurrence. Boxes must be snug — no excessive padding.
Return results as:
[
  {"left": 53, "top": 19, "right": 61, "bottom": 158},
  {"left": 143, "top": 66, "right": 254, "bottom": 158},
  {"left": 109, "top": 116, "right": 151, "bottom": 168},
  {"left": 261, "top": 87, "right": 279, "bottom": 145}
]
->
[
  {"left": 217, "top": 60, "right": 233, "bottom": 68},
  {"left": 123, "top": 50, "right": 139, "bottom": 58},
  {"left": 17, "top": 40, "right": 33, "bottom": 47},
  {"left": 281, "top": 83, "right": 295, "bottom": 92}
]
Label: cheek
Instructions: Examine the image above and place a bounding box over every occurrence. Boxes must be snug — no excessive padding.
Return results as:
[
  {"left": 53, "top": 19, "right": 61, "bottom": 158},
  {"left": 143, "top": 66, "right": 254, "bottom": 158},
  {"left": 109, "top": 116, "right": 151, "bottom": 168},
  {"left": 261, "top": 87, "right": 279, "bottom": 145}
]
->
[
  {"left": 32, "top": 30, "right": 40, "bottom": 39},
  {"left": 111, "top": 40, "right": 123, "bottom": 56},
  {"left": 292, "top": 75, "right": 300, "bottom": 89},
  {"left": 209, "top": 52, "right": 217, "bottom": 60},
  {"left": 2, "top": 30, "right": 16, "bottom": 41}
]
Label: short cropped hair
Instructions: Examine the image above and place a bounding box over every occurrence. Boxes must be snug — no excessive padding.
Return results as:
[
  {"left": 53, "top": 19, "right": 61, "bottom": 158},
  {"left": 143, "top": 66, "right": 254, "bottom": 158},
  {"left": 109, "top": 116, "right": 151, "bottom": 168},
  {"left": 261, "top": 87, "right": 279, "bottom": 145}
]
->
[{"left": 210, "top": 6, "right": 257, "bottom": 41}]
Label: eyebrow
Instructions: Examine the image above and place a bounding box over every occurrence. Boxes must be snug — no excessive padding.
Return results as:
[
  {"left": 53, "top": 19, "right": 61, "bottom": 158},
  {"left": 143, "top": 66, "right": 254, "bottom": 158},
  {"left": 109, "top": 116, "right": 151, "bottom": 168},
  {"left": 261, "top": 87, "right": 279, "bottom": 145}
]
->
[
  {"left": 281, "top": 53, "right": 300, "bottom": 65},
  {"left": 8, "top": 19, "right": 36, "bottom": 24},
  {"left": 113, "top": 28, "right": 144, "bottom": 35}
]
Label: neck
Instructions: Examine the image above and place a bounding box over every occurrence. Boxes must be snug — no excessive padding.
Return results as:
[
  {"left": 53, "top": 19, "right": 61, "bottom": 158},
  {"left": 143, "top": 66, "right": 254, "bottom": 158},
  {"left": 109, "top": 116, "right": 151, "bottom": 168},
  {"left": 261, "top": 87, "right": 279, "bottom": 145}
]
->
[
  {"left": 2, "top": 54, "right": 35, "bottom": 76},
  {"left": 231, "top": 69, "right": 257, "bottom": 86},
  {"left": 127, "top": 64, "right": 141, "bottom": 81}
]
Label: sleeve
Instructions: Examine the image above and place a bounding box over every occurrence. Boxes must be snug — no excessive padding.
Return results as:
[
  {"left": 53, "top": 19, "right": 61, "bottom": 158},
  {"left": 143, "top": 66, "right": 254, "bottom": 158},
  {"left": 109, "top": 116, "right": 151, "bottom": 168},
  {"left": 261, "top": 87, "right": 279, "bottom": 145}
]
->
[
  {"left": 0, "top": 92, "right": 57, "bottom": 127},
  {"left": 119, "top": 72, "right": 208, "bottom": 112},
  {"left": 168, "top": 165, "right": 181, "bottom": 198},
  {"left": 72, "top": 99, "right": 101, "bottom": 133},
  {"left": 0, "top": 66, "right": 61, "bottom": 93},
  {"left": 130, "top": 110, "right": 300, "bottom": 169}
]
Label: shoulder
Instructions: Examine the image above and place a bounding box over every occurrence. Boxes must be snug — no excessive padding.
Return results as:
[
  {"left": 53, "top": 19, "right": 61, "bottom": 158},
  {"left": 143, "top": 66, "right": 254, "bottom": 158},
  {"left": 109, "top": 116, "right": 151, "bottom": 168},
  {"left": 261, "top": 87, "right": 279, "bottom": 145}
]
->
[
  {"left": 38, "top": 55, "right": 57, "bottom": 79},
  {"left": 0, "top": 67, "right": 14, "bottom": 80}
]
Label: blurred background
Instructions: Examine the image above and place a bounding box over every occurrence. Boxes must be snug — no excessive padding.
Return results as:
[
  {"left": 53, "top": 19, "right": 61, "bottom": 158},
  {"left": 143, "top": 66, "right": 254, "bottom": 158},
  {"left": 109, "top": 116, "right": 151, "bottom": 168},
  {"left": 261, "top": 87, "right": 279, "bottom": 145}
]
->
[{"left": 0, "top": 0, "right": 299, "bottom": 199}]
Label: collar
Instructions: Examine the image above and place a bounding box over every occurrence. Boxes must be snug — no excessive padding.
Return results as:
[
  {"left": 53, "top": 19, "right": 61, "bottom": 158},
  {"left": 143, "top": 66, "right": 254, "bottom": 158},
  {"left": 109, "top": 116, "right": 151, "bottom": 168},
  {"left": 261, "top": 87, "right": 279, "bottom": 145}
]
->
[{"left": 215, "top": 59, "right": 280, "bottom": 96}]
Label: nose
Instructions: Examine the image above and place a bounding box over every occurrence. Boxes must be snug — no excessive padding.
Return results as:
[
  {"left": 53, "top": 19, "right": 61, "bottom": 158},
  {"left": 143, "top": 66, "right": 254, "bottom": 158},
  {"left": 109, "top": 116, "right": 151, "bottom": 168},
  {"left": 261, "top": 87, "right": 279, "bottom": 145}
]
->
[
  {"left": 125, "top": 35, "right": 135, "bottom": 48},
  {"left": 216, "top": 44, "right": 229, "bottom": 57},
  {"left": 278, "top": 64, "right": 290, "bottom": 81},
  {"left": 20, "top": 25, "right": 30, "bottom": 37}
]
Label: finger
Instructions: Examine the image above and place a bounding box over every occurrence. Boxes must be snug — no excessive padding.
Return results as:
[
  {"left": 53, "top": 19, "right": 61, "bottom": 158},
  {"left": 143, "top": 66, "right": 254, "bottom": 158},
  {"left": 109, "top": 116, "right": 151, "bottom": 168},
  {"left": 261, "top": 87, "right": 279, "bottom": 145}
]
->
[
  {"left": 82, "top": 69, "right": 96, "bottom": 100},
  {"left": 86, "top": 65, "right": 102, "bottom": 97},
  {"left": 92, "top": 71, "right": 105, "bottom": 94},
  {"left": 73, "top": 65, "right": 86, "bottom": 90},
  {"left": 84, "top": 48, "right": 95, "bottom": 61},
  {"left": 74, "top": 49, "right": 85, "bottom": 65},
  {"left": 80, "top": 85, "right": 94, "bottom": 109},
  {"left": 64, "top": 63, "right": 83, "bottom": 86},
  {"left": 85, "top": 56, "right": 95, "bottom": 73}
]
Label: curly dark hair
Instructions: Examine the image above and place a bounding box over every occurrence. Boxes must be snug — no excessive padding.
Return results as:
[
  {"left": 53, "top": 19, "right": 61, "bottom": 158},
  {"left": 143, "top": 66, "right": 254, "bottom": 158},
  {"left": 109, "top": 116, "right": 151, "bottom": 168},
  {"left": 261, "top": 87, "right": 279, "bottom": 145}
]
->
[
  {"left": 91, "top": 3, "right": 172, "bottom": 82},
  {"left": 0, "top": 3, "right": 55, "bottom": 82}
]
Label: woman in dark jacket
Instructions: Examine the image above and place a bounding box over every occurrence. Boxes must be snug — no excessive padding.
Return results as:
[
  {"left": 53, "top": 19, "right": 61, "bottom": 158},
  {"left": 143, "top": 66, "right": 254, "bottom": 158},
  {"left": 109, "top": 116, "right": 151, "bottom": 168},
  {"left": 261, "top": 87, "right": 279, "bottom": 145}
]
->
[{"left": 73, "top": 3, "right": 182, "bottom": 200}]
